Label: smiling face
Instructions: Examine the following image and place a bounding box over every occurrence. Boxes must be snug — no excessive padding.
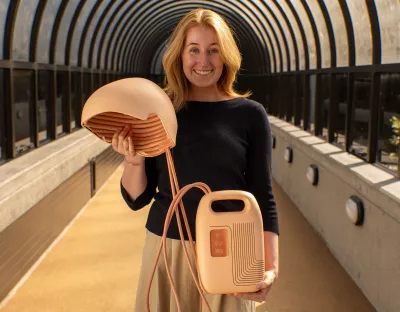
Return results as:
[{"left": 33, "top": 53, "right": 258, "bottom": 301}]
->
[{"left": 181, "top": 25, "right": 224, "bottom": 89}]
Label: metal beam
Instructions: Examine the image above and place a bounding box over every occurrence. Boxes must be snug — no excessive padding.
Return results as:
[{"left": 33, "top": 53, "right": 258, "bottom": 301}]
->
[
  {"left": 3, "top": 0, "right": 20, "bottom": 159},
  {"left": 317, "top": 0, "right": 337, "bottom": 142},
  {"left": 345, "top": 73, "right": 354, "bottom": 151},
  {"left": 300, "top": 0, "right": 321, "bottom": 69},
  {"left": 30, "top": 0, "right": 47, "bottom": 149},
  {"left": 127, "top": 8, "right": 258, "bottom": 73},
  {"left": 99, "top": 1, "right": 143, "bottom": 69},
  {"left": 122, "top": 3, "right": 265, "bottom": 74},
  {"left": 77, "top": 0, "right": 104, "bottom": 67},
  {"left": 65, "top": 0, "right": 86, "bottom": 66},
  {"left": 272, "top": 0, "right": 299, "bottom": 71},
  {"left": 225, "top": 0, "right": 272, "bottom": 71},
  {"left": 49, "top": 0, "right": 68, "bottom": 64},
  {"left": 29, "top": 0, "right": 47, "bottom": 63},
  {"left": 338, "top": 0, "right": 355, "bottom": 66},
  {"left": 260, "top": 1, "right": 291, "bottom": 72},
  {"left": 365, "top": 1, "right": 381, "bottom": 163},
  {"left": 87, "top": 0, "right": 118, "bottom": 68},
  {"left": 119, "top": 2, "right": 266, "bottom": 74},
  {"left": 317, "top": 0, "right": 336, "bottom": 68},
  {"left": 284, "top": 0, "right": 309, "bottom": 70}
]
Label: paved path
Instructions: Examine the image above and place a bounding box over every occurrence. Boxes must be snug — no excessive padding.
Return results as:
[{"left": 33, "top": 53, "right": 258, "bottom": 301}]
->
[{"left": 0, "top": 166, "right": 375, "bottom": 312}]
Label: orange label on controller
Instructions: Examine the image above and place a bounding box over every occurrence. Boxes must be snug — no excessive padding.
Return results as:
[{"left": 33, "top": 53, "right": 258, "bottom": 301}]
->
[{"left": 210, "top": 229, "right": 229, "bottom": 257}]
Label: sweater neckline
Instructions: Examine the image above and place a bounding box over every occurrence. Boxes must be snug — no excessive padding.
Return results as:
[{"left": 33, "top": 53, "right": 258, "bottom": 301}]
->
[{"left": 186, "top": 97, "right": 244, "bottom": 105}]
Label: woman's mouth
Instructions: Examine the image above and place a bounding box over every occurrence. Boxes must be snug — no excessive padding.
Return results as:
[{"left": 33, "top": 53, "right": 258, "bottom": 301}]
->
[{"left": 193, "top": 69, "right": 213, "bottom": 76}]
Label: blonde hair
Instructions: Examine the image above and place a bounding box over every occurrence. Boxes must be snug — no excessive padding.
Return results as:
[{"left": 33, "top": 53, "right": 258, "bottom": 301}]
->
[{"left": 162, "top": 8, "right": 251, "bottom": 111}]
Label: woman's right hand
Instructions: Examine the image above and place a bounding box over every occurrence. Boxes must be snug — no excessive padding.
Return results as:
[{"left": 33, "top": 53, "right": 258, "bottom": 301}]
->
[{"left": 112, "top": 125, "right": 144, "bottom": 165}]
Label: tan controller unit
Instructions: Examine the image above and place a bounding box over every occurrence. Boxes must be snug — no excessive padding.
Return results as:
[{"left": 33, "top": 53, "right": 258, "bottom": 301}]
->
[{"left": 196, "top": 190, "right": 265, "bottom": 294}]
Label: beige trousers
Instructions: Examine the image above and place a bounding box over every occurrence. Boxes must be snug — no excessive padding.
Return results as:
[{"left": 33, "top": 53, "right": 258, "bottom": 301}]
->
[{"left": 134, "top": 230, "right": 256, "bottom": 312}]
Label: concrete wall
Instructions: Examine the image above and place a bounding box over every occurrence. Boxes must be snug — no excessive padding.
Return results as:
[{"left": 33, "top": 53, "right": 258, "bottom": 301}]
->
[
  {"left": 269, "top": 116, "right": 400, "bottom": 312},
  {"left": 0, "top": 129, "right": 109, "bottom": 233}
]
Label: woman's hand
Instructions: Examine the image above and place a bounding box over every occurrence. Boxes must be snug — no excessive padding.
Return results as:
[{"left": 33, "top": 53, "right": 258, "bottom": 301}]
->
[
  {"left": 112, "top": 125, "right": 144, "bottom": 165},
  {"left": 231, "top": 269, "right": 278, "bottom": 303}
]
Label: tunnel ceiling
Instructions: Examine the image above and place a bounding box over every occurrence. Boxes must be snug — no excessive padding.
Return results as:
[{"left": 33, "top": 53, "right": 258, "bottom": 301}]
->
[{"left": 1, "top": 0, "right": 400, "bottom": 75}]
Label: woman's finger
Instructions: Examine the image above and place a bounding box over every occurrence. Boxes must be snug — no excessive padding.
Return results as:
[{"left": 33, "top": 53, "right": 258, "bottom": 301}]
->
[
  {"left": 118, "top": 126, "right": 130, "bottom": 152},
  {"left": 256, "top": 280, "right": 273, "bottom": 291},
  {"left": 233, "top": 286, "right": 272, "bottom": 302},
  {"left": 233, "top": 292, "right": 264, "bottom": 303},
  {"left": 122, "top": 138, "right": 130, "bottom": 155},
  {"left": 128, "top": 137, "right": 136, "bottom": 157},
  {"left": 256, "top": 270, "right": 277, "bottom": 290},
  {"left": 112, "top": 127, "right": 124, "bottom": 152}
]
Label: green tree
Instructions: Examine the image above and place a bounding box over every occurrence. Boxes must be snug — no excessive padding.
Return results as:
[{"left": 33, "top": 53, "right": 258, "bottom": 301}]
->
[{"left": 389, "top": 116, "right": 400, "bottom": 178}]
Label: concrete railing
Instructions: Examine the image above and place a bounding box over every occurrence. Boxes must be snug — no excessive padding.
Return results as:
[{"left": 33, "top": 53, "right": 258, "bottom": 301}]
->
[
  {"left": 0, "top": 129, "right": 109, "bottom": 233},
  {"left": 268, "top": 115, "right": 400, "bottom": 312}
]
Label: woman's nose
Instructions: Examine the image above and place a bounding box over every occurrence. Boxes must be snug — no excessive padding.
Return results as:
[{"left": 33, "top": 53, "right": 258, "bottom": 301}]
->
[{"left": 197, "top": 52, "right": 210, "bottom": 65}]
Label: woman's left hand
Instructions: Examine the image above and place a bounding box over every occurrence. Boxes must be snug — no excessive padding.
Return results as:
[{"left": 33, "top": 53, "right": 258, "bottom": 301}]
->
[{"left": 231, "top": 269, "right": 278, "bottom": 303}]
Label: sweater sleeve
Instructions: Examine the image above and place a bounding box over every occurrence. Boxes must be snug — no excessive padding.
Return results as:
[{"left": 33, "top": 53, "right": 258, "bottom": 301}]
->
[
  {"left": 245, "top": 103, "right": 279, "bottom": 235},
  {"left": 120, "top": 156, "right": 158, "bottom": 211}
]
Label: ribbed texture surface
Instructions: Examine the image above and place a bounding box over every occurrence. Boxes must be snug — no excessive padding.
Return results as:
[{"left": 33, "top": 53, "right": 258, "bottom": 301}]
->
[
  {"left": 232, "top": 222, "right": 264, "bottom": 286},
  {"left": 85, "top": 113, "right": 171, "bottom": 157}
]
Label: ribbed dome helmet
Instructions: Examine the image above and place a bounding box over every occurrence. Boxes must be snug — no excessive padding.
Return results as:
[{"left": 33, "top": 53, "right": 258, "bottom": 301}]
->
[{"left": 81, "top": 78, "right": 177, "bottom": 157}]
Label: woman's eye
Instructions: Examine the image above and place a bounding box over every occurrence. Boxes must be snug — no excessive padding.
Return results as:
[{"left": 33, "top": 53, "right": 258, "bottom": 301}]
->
[
  {"left": 209, "top": 49, "right": 218, "bottom": 54},
  {"left": 190, "top": 48, "right": 199, "bottom": 53}
]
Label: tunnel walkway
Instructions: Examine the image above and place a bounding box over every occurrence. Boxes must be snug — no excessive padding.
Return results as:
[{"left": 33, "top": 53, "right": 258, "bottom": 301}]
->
[{"left": 0, "top": 165, "right": 375, "bottom": 312}]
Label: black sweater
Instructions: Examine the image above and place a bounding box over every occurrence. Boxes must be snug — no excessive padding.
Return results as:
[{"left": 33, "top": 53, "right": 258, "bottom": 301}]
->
[{"left": 121, "top": 97, "right": 279, "bottom": 240}]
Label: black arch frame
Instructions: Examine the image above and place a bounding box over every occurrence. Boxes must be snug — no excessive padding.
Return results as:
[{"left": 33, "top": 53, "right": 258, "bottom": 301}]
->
[{"left": 0, "top": 0, "right": 399, "bottom": 177}]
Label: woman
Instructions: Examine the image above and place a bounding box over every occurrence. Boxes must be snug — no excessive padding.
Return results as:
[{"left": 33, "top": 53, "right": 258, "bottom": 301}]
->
[{"left": 113, "top": 8, "right": 279, "bottom": 312}]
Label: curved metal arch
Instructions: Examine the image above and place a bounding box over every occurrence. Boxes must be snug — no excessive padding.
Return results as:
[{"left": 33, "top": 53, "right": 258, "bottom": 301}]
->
[
  {"left": 126, "top": 8, "right": 262, "bottom": 74},
  {"left": 87, "top": 0, "right": 121, "bottom": 68},
  {"left": 114, "top": 1, "right": 186, "bottom": 72},
  {"left": 125, "top": 3, "right": 268, "bottom": 73},
  {"left": 271, "top": 0, "right": 299, "bottom": 71},
  {"left": 119, "top": 1, "right": 267, "bottom": 74},
  {"left": 120, "top": 2, "right": 267, "bottom": 74},
  {"left": 77, "top": 0, "right": 103, "bottom": 67},
  {"left": 317, "top": 0, "right": 336, "bottom": 68},
  {"left": 29, "top": 0, "right": 46, "bottom": 62},
  {"left": 222, "top": 0, "right": 272, "bottom": 69},
  {"left": 128, "top": 15, "right": 183, "bottom": 73},
  {"left": 49, "top": 0, "right": 68, "bottom": 64},
  {"left": 65, "top": 1, "right": 85, "bottom": 66},
  {"left": 96, "top": 1, "right": 142, "bottom": 69},
  {"left": 124, "top": 6, "right": 262, "bottom": 73},
  {"left": 338, "top": 0, "right": 355, "bottom": 66},
  {"left": 3, "top": 0, "right": 20, "bottom": 60},
  {"left": 365, "top": 1, "right": 381, "bottom": 65},
  {"left": 260, "top": 1, "right": 294, "bottom": 72},
  {"left": 108, "top": 0, "right": 173, "bottom": 72},
  {"left": 143, "top": 19, "right": 183, "bottom": 73},
  {"left": 240, "top": 1, "right": 276, "bottom": 73},
  {"left": 222, "top": 0, "right": 275, "bottom": 73},
  {"left": 113, "top": 0, "right": 266, "bottom": 73},
  {"left": 136, "top": 15, "right": 261, "bottom": 75},
  {"left": 142, "top": 15, "right": 263, "bottom": 76},
  {"left": 145, "top": 21, "right": 260, "bottom": 78},
  {"left": 104, "top": 1, "right": 150, "bottom": 71},
  {"left": 284, "top": 0, "right": 310, "bottom": 70},
  {"left": 300, "top": 0, "right": 321, "bottom": 69},
  {"left": 2, "top": 0, "right": 20, "bottom": 158},
  {"left": 131, "top": 4, "right": 267, "bottom": 73},
  {"left": 251, "top": 0, "right": 287, "bottom": 72},
  {"left": 151, "top": 39, "right": 168, "bottom": 74}
]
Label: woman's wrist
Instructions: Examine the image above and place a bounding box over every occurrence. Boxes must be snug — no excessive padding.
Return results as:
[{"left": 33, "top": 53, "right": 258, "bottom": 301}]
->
[{"left": 125, "top": 154, "right": 144, "bottom": 166}]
